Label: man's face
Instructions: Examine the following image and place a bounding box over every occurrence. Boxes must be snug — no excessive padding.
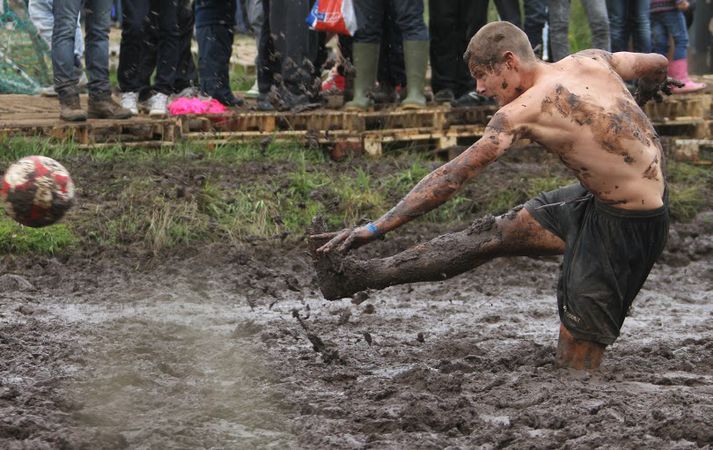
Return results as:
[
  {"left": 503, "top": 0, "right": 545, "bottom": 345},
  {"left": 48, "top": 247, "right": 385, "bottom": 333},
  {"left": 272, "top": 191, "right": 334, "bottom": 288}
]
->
[{"left": 470, "top": 60, "right": 522, "bottom": 106}]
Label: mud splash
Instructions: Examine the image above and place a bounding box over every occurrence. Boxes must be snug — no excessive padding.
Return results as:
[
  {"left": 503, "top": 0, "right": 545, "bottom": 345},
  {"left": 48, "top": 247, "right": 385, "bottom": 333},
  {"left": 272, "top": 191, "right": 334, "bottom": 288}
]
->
[{"left": 1, "top": 212, "right": 712, "bottom": 448}]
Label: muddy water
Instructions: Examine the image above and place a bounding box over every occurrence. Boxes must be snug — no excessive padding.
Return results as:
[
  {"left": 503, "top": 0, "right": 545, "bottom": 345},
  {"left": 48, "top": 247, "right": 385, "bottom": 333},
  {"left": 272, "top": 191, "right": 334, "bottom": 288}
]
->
[{"left": 1, "top": 220, "right": 713, "bottom": 449}]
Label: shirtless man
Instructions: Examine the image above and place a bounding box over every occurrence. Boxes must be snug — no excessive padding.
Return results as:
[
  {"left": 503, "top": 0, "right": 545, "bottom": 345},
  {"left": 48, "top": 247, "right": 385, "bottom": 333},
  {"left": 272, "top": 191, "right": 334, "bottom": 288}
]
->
[{"left": 311, "top": 21, "right": 677, "bottom": 370}]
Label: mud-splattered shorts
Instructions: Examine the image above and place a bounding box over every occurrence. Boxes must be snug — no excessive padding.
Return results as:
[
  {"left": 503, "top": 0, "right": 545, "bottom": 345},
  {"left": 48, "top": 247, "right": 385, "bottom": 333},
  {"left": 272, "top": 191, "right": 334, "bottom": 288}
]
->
[{"left": 525, "top": 183, "right": 669, "bottom": 345}]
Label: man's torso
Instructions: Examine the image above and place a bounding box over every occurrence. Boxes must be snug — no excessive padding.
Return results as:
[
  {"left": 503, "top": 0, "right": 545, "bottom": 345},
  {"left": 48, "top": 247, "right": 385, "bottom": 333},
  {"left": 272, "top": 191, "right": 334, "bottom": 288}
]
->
[{"left": 505, "top": 53, "right": 666, "bottom": 210}]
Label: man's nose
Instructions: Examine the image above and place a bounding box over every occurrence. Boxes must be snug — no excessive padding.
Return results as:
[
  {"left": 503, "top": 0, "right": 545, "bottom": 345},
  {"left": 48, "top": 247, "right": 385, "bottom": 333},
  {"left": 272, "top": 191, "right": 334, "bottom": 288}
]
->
[{"left": 476, "top": 84, "right": 486, "bottom": 95}]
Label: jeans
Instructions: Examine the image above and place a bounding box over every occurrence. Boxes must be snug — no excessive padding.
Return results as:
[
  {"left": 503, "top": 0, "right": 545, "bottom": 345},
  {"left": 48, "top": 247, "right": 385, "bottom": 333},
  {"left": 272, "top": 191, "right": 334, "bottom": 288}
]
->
[
  {"left": 52, "top": 0, "right": 112, "bottom": 97},
  {"left": 651, "top": 10, "right": 688, "bottom": 61},
  {"left": 524, "top": 0, "right": 547, "bottom": 53},
  {"left": 548, "top": 0, "right": 610, "bottom": 61},
  {"left": 28, "top": 0, "right": 83, "bottom": 63},
  {"left": 195, "top": 0, "right": 236, "bottom": 101},
  {"left": 353, "top": 0, "right": 428, "bottom": 43},
  {"left": 606, "top": 0, "right": 651, "bottom": 53},
  {"left": 429, "top": 0, "right": 485, "bottom": 97}
]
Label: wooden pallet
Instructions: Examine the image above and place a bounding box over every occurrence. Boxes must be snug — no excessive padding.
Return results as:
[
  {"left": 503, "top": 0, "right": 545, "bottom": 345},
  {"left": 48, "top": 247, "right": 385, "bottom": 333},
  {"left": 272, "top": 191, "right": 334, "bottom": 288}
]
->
[
  {"left": 644, "top": 93, "right": 711, "bottom": 122},
  {"left": 362, "top": 125, "right": 486, "bottom": 156},
  {"left": 653, "top": 118, "right": 711, "bottom": 139},
  {"left": 0, "top": 117, "right": 179, "bottom": 148}
]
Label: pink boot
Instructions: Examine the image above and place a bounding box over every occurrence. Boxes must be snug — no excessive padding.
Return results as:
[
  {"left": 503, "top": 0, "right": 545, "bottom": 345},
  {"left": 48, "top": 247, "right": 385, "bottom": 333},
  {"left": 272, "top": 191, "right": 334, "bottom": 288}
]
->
[{"left": 668, "top": 59, "right": 706, "bottom": 94}]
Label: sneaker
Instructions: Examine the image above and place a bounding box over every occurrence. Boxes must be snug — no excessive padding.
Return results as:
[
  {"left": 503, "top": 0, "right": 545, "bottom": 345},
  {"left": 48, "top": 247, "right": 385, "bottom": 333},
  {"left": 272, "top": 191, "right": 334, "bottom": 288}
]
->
[
  {"left": 88, "top": 94, "right": 132, "bottom": 119},
  {"left": 451, "top": 90, "right": 491, "bottom": 108},
  {"left": 147, "top": 92, "right": 168, "bottom": 116},
  {"left": 59, "top": 94, "right": 87, "bottom": 122},
  {"left": 433, "top": 89, "right": 455, "bottom": 104},
  {"left": 120, "top": 91, "right": 139, "bottom": 115},
  {"left": 245, "top": 80, "right": 260, "bottom": 99},
  {"left": 39, "top": 85, "right": 57, "bottom": 97}
]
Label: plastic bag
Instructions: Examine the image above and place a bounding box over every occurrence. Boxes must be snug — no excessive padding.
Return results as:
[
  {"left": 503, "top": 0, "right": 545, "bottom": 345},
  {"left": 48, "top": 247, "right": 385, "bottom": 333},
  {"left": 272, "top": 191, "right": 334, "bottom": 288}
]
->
[{"left": 306, "top": 0, "right": 357, "bottom": 36}]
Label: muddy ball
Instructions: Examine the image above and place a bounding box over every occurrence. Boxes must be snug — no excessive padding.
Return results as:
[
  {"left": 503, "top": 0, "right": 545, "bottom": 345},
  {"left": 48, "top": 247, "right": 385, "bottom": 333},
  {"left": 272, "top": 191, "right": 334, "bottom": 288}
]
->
[{"left": 1, "top": 156, "right": 75, "bottom": 227}]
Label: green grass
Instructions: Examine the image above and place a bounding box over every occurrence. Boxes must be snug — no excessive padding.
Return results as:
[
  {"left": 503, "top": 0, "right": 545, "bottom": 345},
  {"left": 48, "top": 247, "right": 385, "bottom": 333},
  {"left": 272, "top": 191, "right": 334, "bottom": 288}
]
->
[
  {"left": 0, "top": 216, "right": 76, "bottom": 254},
  {"left": 1, "top": 137, "right": 710, "bottom": 256}
]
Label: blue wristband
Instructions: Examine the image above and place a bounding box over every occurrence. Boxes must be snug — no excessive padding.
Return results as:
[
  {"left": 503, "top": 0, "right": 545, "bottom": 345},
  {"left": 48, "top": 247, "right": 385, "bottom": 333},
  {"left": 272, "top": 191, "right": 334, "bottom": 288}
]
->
[{"left": 366, "top": 222, "right": 379, "bottom": 236}]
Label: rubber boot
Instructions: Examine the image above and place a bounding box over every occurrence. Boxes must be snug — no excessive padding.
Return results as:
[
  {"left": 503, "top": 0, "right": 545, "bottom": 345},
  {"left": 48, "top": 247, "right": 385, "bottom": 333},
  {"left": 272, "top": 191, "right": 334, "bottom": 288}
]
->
[
  {"left": 400, "top": 40, "right": 428, "bottom": 110},
  {"left": 668, "top": 59, "right": 706, "bottom": 94},
  {"left": 344, "top": 43, "right": 379, "bottom": 112}
]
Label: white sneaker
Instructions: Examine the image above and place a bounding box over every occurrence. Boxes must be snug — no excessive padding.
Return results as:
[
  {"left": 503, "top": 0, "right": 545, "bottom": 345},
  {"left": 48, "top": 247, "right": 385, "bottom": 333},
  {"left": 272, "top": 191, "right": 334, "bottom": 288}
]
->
[
  {"left": 38, "top": 85, "right": 57, "bottom": 97},
  {"left": 120, "top": 91, "right": 139, "bottom": 115},
  {"left": 147, "top": 92, "right": 168, "bottom": 116},
  {"left": 245, "top": 80, "right": 259, "bottom": 99}
]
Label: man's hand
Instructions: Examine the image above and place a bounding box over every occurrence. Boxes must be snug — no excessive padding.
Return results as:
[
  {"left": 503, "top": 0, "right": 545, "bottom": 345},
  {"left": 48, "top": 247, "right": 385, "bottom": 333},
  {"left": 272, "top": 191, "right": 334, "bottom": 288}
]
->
[
  {"left": 635, "top": 77, "right": 685, "bottom": 106},
  {"left": 314, "top": 223, "right": 379, "bottom": 254},
  {"left": 676, "top": 0, "right": 689, "bottom": 11}
]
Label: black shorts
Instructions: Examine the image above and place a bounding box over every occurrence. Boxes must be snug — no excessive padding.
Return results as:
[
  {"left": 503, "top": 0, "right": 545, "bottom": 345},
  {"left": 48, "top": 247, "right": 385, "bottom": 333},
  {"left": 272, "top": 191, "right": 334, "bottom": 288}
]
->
[{"left": 525, "top": 184, "right": 669, "bottom": 345}]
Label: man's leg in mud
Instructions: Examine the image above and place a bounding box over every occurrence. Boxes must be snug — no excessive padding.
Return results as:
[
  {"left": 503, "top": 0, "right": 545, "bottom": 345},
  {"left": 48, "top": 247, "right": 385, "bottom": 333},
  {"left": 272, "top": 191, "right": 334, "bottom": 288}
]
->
[
  {"left": 311, "top": 206, "right": 565, "bottom": 299},
  {"left": 556, "top": 324, "right": 606, "bottom": 370}
]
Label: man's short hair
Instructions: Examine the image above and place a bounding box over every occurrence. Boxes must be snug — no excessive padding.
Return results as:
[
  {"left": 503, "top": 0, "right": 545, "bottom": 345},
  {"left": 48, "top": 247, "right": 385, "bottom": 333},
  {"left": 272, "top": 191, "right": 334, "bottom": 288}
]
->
[{"left": 463, "top": 21, "right": 536, "bottom": 69}]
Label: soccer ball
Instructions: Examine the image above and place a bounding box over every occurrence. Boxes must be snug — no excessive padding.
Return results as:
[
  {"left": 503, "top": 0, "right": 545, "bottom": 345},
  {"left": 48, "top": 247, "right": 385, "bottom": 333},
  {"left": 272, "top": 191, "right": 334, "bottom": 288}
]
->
[{"left": 1, "top": 156, "right": 75, "bottom": 227}]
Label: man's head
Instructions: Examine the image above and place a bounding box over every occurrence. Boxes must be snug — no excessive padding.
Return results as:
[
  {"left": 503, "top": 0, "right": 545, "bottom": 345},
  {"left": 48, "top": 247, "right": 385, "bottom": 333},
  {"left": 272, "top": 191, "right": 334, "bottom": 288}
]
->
[{"left": 463, "top": 21, "right": 538, "bottom": 105}]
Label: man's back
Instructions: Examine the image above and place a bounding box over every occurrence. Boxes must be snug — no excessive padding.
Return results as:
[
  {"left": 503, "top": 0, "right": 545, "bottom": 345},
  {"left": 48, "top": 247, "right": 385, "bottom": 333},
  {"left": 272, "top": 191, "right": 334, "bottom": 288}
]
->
[{"left": 506, "top": 51, "right": 666, "bottom": 210}]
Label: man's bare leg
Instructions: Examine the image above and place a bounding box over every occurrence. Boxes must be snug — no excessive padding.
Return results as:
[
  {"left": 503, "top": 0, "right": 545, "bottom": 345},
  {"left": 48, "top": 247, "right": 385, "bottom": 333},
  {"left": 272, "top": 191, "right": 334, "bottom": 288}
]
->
[
  {"left": 555, "top": 324, "right": 606, "bottom": 370},
  {"left": 310, "top": 206, "right": 565, "bottom": 300}
]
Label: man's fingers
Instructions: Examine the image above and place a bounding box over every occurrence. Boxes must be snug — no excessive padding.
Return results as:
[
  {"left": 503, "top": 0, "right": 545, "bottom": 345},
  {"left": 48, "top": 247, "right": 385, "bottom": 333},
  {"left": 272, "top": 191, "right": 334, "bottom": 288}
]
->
[
  {"left": 317, "top": 229, "right": 350, "bottom": 253},
  {"left": 337, "top": 233, "right": 357, "bottom": 254},
  {"left": 311, "top": 231, "right": 340, "bottom": 240},
  {"left": 668, "top": 77, "right": 685, "bottom": 88}
]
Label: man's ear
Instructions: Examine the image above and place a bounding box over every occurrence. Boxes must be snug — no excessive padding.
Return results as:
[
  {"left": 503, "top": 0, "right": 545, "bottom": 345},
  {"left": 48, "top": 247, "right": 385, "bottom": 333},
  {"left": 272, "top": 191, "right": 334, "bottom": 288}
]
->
[{"left": 503, "top": 51, "right": 516, "bottom": 69}]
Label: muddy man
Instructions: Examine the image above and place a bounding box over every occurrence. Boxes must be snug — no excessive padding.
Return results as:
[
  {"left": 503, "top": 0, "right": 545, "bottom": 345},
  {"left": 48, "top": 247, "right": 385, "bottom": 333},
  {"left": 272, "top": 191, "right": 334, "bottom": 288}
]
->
[{"left": 311, "top": 21, "right": 678, "bottom": 370}]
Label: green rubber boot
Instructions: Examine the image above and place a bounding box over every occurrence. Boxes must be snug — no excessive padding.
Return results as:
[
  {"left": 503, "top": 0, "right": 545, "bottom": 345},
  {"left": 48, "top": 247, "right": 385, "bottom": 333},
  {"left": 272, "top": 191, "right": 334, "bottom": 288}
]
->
[
  {"left": 401, "top": 40, "right": 429, "bottom": 110},
  {"left": 344, "top": 43, "right": 379, "bottom": 111}
]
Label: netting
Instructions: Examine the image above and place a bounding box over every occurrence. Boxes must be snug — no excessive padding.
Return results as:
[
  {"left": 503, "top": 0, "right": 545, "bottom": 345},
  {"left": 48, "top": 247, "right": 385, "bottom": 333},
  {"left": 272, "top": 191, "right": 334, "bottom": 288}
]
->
[{"left": 0, "top": 0, "right": 52, "bottom": 94}]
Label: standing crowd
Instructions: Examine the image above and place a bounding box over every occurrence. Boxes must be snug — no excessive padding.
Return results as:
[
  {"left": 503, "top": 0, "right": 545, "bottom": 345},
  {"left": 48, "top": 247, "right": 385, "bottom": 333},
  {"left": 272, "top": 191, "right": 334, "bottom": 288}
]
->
[{"left": 28, "top": 0, "right": 706, "bottom": 122}]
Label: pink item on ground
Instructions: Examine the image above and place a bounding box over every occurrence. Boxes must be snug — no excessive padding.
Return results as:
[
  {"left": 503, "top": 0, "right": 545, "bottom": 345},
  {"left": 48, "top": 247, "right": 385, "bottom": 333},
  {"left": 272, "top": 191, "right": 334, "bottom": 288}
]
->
[
  {"left": 168, "top": 97, "right": 227, "bottom": 115},
  {"left": 667, "top": 59, "right": 706, "bottom": 94}
]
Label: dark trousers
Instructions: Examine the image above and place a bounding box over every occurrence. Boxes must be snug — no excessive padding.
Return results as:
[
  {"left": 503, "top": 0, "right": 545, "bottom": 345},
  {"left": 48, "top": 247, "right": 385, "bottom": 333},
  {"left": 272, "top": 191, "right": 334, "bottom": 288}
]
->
[
  {"left": 524, "top": 0, "right": 548, "bottom": 53},
  {"left": 353, "top": 0, "right": 428, "bottom": 43},
  {"left": 257, "top": 0, "right": 321, "bottom": 98},
  {"left": 493, "top": 0, "right": 521, "bottom": 26},
  {"left": 429, "top": 0, "right": 485, "bottom": 97},
  {"left": 338, "top": 5, "right": 406, "bottom": 88},
  {"left": 195, "top": 0, "right": 236, "bottom": 101},
  {"left": 606, "top": 0, "right": 651, "bottom": 53},
  {"left": 118, "top": 0, "right": 183, "bottom": 95}
]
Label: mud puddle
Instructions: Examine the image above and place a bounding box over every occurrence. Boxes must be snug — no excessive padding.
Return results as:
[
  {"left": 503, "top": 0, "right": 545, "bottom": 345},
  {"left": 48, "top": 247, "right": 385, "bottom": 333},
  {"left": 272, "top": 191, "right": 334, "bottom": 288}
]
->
[{"left": 1, "top": 223, "right": 712, "bottom": 449}]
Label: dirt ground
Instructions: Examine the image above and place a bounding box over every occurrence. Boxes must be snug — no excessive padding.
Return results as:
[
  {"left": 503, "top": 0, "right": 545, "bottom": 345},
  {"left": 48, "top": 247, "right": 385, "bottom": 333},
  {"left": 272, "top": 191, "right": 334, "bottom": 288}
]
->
[{"left": 1, "top": 154, "right": 713, "bottom": 449}]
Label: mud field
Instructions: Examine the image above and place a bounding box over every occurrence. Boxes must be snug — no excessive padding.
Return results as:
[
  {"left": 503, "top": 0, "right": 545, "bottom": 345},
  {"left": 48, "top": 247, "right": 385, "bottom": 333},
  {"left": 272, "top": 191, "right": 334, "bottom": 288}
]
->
[{"left": 1, "top": 154, "right": 713, "bottom": 449}]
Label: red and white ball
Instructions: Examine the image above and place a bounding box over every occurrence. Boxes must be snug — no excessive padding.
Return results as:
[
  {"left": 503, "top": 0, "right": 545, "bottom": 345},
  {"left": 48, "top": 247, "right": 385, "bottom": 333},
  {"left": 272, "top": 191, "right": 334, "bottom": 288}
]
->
[{"left": 1, "top": 156, "right": 75, "bottom": 227}]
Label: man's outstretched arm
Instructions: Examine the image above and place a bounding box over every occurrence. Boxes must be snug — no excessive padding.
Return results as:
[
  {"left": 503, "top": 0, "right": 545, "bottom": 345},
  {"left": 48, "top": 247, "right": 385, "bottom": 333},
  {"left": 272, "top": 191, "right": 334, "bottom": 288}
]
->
[{"left": 315, "top": 112, "right": 518, "bottom": 254}]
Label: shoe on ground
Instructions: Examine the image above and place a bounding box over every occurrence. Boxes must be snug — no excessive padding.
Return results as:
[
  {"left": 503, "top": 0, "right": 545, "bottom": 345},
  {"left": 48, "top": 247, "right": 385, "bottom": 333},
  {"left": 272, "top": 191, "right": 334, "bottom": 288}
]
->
[
  {"left": 120, "top": 91, "right": 139, "bottom": 115},
  {"left": 214, "top": 93, "right": 244, "bottom": 107},
  {"left": 672, "top": 79, "right": 706, "bottom": 94},
  {"left": 88, "top": 94, "right": 132, "bottom": 119},
  {"left": 59, "top": 94, "right": 87, "bottom": 122},
  {"left": 147, "top": 92, "right": 168, "bottom": 116},
  {"left": 245, "top": 80, "right": 260, "bottom": 99},
  {"left": 39, "top": 85, "right": 57, "bottom": 97},
  {"left": 433, "top": 89, "right": 455, "bottom": 104},
  {"left": 451, "top": 90, "right": 491, "bottom": 108}
]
